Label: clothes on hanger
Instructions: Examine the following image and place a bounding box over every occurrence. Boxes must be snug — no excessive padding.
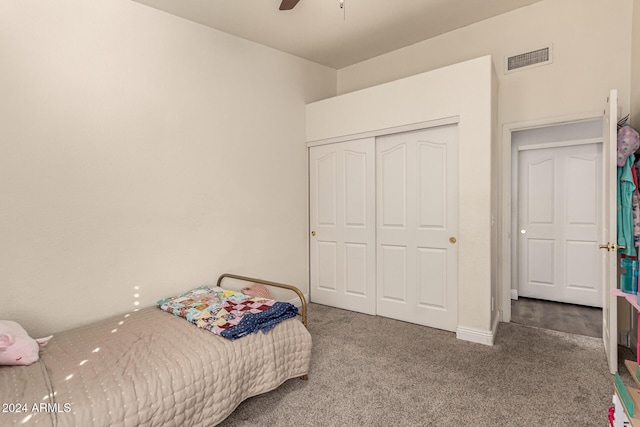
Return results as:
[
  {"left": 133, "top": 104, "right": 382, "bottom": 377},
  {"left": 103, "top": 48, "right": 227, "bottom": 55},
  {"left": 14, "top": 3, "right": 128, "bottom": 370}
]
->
[
  {"left": 617, "top": 125, "right": 640, "bottom": 166},
  {"left": 633, "top": 160, "right": 640, "bottom": 246},
  {"left": 617, "top": 123, "right": 640, "bottom": 256},
  {"left": 618, "top": 154, "right": 637, "bottom": 256}
]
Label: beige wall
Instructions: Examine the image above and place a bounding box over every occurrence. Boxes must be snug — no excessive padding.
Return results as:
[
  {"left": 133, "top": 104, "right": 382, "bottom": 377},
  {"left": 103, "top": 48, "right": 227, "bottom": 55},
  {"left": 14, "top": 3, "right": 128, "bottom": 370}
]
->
[
  {"left": 0, "top": 0, "right": 336, "bottom": 336},
  {"left": 338, "top": 0, "right": 633, "bottom": 124}
]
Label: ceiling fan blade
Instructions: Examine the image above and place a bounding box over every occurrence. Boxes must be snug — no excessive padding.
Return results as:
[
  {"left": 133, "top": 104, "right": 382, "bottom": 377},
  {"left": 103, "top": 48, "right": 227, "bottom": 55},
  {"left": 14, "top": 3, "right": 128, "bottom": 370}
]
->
[{"left": 279, "top": 0, "right": 300, "bottom": 10}]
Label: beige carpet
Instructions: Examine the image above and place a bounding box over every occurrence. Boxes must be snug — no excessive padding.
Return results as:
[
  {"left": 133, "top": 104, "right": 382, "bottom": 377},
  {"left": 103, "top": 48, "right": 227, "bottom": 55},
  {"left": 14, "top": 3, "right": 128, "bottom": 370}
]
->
[{"left": 220, "top": 303, "right": 614, "bottom": 426}]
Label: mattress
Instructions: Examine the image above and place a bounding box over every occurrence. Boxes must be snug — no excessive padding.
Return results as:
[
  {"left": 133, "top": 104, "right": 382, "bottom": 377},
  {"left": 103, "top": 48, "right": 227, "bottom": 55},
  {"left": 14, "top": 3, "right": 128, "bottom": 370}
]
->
[{"left": 0, "top": 306, "right": 311, "bottom": 426}]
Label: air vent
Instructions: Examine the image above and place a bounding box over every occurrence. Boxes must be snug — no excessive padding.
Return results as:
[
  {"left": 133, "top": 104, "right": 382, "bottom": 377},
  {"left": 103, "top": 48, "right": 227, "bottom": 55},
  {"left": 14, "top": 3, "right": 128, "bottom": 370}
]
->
[{"left": 505, "top": 46, "right": 552, "bottom": 73}]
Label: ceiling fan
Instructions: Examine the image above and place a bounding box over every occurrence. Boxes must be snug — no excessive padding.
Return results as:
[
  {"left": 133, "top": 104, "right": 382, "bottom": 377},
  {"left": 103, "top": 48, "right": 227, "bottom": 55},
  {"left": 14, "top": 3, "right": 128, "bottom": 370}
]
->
[{"left": 279, "top": 0, "right": 300, "bottom": 10}]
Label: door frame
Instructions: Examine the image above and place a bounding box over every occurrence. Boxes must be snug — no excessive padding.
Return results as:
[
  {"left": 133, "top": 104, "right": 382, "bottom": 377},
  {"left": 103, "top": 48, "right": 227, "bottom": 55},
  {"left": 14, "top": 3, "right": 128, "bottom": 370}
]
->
[
  {"left": 500, "top": 112, "right": 604, "bottom": 322},
  {"left": 308, "top": 115, "right": 460, "bottom": 298}
]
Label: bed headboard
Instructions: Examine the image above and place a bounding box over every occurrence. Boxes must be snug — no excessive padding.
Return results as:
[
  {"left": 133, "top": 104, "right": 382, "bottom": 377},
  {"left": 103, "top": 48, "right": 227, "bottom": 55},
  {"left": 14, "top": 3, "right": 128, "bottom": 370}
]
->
[{"left": 216, "top": 273, "right": 308, "bottom": 327}]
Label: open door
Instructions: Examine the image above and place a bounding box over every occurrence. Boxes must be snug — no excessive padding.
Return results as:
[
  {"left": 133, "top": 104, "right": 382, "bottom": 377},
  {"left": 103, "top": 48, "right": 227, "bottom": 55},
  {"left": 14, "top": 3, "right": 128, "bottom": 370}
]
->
[{"left": 601, "top": 89, "right": 618, "bottom": 374}]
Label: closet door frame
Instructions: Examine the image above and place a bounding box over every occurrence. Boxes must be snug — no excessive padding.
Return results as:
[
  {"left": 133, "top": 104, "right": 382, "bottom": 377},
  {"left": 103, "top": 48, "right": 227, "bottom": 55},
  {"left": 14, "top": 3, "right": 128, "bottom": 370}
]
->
[
  {"left": 308, "top": 117, "right": 460, "bottom": 327},
  {"left": 306, "top": 117, "right": 459, "bottom": 149}
]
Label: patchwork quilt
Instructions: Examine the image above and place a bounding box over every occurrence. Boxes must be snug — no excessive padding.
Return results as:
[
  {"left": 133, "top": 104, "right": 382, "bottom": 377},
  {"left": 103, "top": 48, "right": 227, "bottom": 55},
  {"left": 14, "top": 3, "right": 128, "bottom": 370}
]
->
[{"left": 157, "top": 286, "right": 299, "bottom": 339}]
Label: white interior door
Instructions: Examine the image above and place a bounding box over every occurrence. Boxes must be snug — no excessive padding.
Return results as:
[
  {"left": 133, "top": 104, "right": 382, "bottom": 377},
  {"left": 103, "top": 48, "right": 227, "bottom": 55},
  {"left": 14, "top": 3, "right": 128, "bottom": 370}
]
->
[
  {"left": 602, "top": 89, "right": 618, "bottom": 374},
  {"left": 376, "top": 125, "right": 458, "bottom": 332},
  {"left": 309, "top": 138, "right": 376, "bottom": 315},
  {"left": 518, "top": 143, "right": 603, "bottom": 307}
]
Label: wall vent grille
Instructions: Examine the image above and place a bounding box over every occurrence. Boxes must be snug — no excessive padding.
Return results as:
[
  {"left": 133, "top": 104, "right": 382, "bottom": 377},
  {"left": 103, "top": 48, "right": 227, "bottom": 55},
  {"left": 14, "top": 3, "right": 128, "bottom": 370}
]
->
[{"left": 505, "top": 46, "right": 551, "bottom": 73}]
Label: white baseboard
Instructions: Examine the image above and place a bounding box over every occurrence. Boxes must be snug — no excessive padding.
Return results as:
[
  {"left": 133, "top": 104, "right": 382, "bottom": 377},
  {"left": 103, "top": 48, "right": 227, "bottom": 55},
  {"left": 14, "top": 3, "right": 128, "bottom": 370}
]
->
[
  {"left": 457, "top": 322, "right": 496, "bottom": 346},
  {"left": 510, "top": 289, "right": 518, "bottom": 300}
]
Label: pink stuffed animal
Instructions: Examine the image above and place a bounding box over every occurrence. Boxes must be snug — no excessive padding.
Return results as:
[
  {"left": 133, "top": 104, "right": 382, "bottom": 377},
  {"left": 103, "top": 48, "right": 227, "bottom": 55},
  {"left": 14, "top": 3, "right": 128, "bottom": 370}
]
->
[{"left": 0, "top": 321, "right": 52, "bottom": 366}]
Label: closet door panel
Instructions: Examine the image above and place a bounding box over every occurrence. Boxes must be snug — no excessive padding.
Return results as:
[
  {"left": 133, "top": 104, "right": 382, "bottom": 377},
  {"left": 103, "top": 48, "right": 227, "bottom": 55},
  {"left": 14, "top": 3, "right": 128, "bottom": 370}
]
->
[
  {"left": 379, "top": 244, "right": 408, "bottom": 303},
  {"left": 418, "top": 141, "right": 447, "bottom": 229},
  {"left": 316, "top": 152, "right": 337, "bottom": 226},
  {"left": 345, "top": 243, "right": 368, "bottom": 296},
  {"left": 379, "top": 144, "right": 407, "bottom": 229},
  {"left": 316, "top": 241, "right": 337, "bottom": 291},
  {"left": 376, "top": 125, "right": 458, "bottom": 332},
  {"left": 417, "top": 247, "right": 447, "bottom": 309},
  {"left": 309, "top": 139, "right": 376, "bottom": 315},
  {"left": 344, "top": 151, "right": 367, "bottom": 227}
]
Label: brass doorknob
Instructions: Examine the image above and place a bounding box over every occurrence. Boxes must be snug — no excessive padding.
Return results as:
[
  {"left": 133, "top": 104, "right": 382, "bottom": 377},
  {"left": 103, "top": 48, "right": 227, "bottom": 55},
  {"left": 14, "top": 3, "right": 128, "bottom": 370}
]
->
[
  {"left": 449, "top": 237, "right": 456, "bottom": 244},
  {"left": 599, "top": 243, "right": 626, "bottom": 251},
  {"left": 311, "top": 231, "right": 316, "bottom": 237}
]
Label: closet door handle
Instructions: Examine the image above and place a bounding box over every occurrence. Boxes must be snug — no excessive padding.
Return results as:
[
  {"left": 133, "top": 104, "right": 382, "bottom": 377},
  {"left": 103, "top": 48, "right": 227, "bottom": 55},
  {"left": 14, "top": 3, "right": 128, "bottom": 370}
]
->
[{"left": 311, "top": 231, "right": 316, "bottom": 237}]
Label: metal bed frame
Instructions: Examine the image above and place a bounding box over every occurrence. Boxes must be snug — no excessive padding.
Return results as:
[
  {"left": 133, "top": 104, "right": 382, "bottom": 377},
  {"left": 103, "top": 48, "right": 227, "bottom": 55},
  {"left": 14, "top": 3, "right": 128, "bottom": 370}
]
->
[
  {"left": 216, "top": 273, "right": 308, "bottom": 328},
  {"left": 216, "top": 273, "right": 309, "bottom": 381}
]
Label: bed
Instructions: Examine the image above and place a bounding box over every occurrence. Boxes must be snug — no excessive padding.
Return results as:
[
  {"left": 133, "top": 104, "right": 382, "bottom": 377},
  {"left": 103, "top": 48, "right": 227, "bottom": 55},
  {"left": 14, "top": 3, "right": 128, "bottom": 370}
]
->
[{"left": 0, "top": 274, "right": 311, "bottom": 427}]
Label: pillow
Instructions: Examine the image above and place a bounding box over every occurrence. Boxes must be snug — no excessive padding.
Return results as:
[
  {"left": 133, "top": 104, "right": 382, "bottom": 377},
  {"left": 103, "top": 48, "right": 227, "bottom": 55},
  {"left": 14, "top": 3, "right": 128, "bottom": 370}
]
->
[{"left": 241, "top": 283, "right": 273, "bottom": 299}]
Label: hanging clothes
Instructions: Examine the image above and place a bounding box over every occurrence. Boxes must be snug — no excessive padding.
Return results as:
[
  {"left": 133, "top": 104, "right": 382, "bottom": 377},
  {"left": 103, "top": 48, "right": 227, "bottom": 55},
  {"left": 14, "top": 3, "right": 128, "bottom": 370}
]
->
[
  {"left": 617, "top": 125, "right": 640, "bottom": 166},
  {"left": 618, "top": 154, "right": 637, "bottom": 256},
  {"left": 632, "top": 161, "right": 640, "bottom": 247}
]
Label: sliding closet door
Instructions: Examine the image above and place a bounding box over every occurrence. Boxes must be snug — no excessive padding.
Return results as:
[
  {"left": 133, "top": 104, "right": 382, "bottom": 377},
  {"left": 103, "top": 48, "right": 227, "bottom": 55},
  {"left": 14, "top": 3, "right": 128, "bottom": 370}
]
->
[
  {"left": 376, "top": 125, "right": 458, "bottom": 332},
  {"left": 309, "top": 138, "right": 376, "bottom": 315}
]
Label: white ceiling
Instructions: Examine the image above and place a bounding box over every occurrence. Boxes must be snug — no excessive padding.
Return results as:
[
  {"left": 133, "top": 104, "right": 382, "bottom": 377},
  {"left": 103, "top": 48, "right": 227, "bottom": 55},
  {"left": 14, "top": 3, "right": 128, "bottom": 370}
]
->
[{"left": 132, "top": 0, "right": 543, "bottom": 69}]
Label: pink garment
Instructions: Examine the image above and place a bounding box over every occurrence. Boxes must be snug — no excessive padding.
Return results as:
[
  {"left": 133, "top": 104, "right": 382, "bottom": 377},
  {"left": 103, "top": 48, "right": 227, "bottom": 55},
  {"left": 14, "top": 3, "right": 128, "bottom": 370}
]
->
[
  {"left": 241, "top": 283, "right": 273, "bottom": 300},
  {"left": 618, "top": 125, "right": 640, "bottom": 166}
]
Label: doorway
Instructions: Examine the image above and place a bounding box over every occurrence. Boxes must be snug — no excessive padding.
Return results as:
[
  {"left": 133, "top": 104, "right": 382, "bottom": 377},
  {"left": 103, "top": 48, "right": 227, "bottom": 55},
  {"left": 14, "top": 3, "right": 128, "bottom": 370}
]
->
[
  {"left": 508, "top": 118, "right": 604, "bottom": 334},
  {"left": 511, "top": 297, "right": 602, "bottom": 337},
  {"left": 517, "top": 142, "right": 602, "bottom": 307}
]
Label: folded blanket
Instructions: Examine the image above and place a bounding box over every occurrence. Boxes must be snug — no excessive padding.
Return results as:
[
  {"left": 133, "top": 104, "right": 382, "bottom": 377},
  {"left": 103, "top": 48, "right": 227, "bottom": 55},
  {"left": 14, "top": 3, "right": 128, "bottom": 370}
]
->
[
  {"left": 221, "top": 301, "right": 298, "bottom": 339},
  {"left": 157, "top": 286, "right": 298, "bottom": 340}
]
